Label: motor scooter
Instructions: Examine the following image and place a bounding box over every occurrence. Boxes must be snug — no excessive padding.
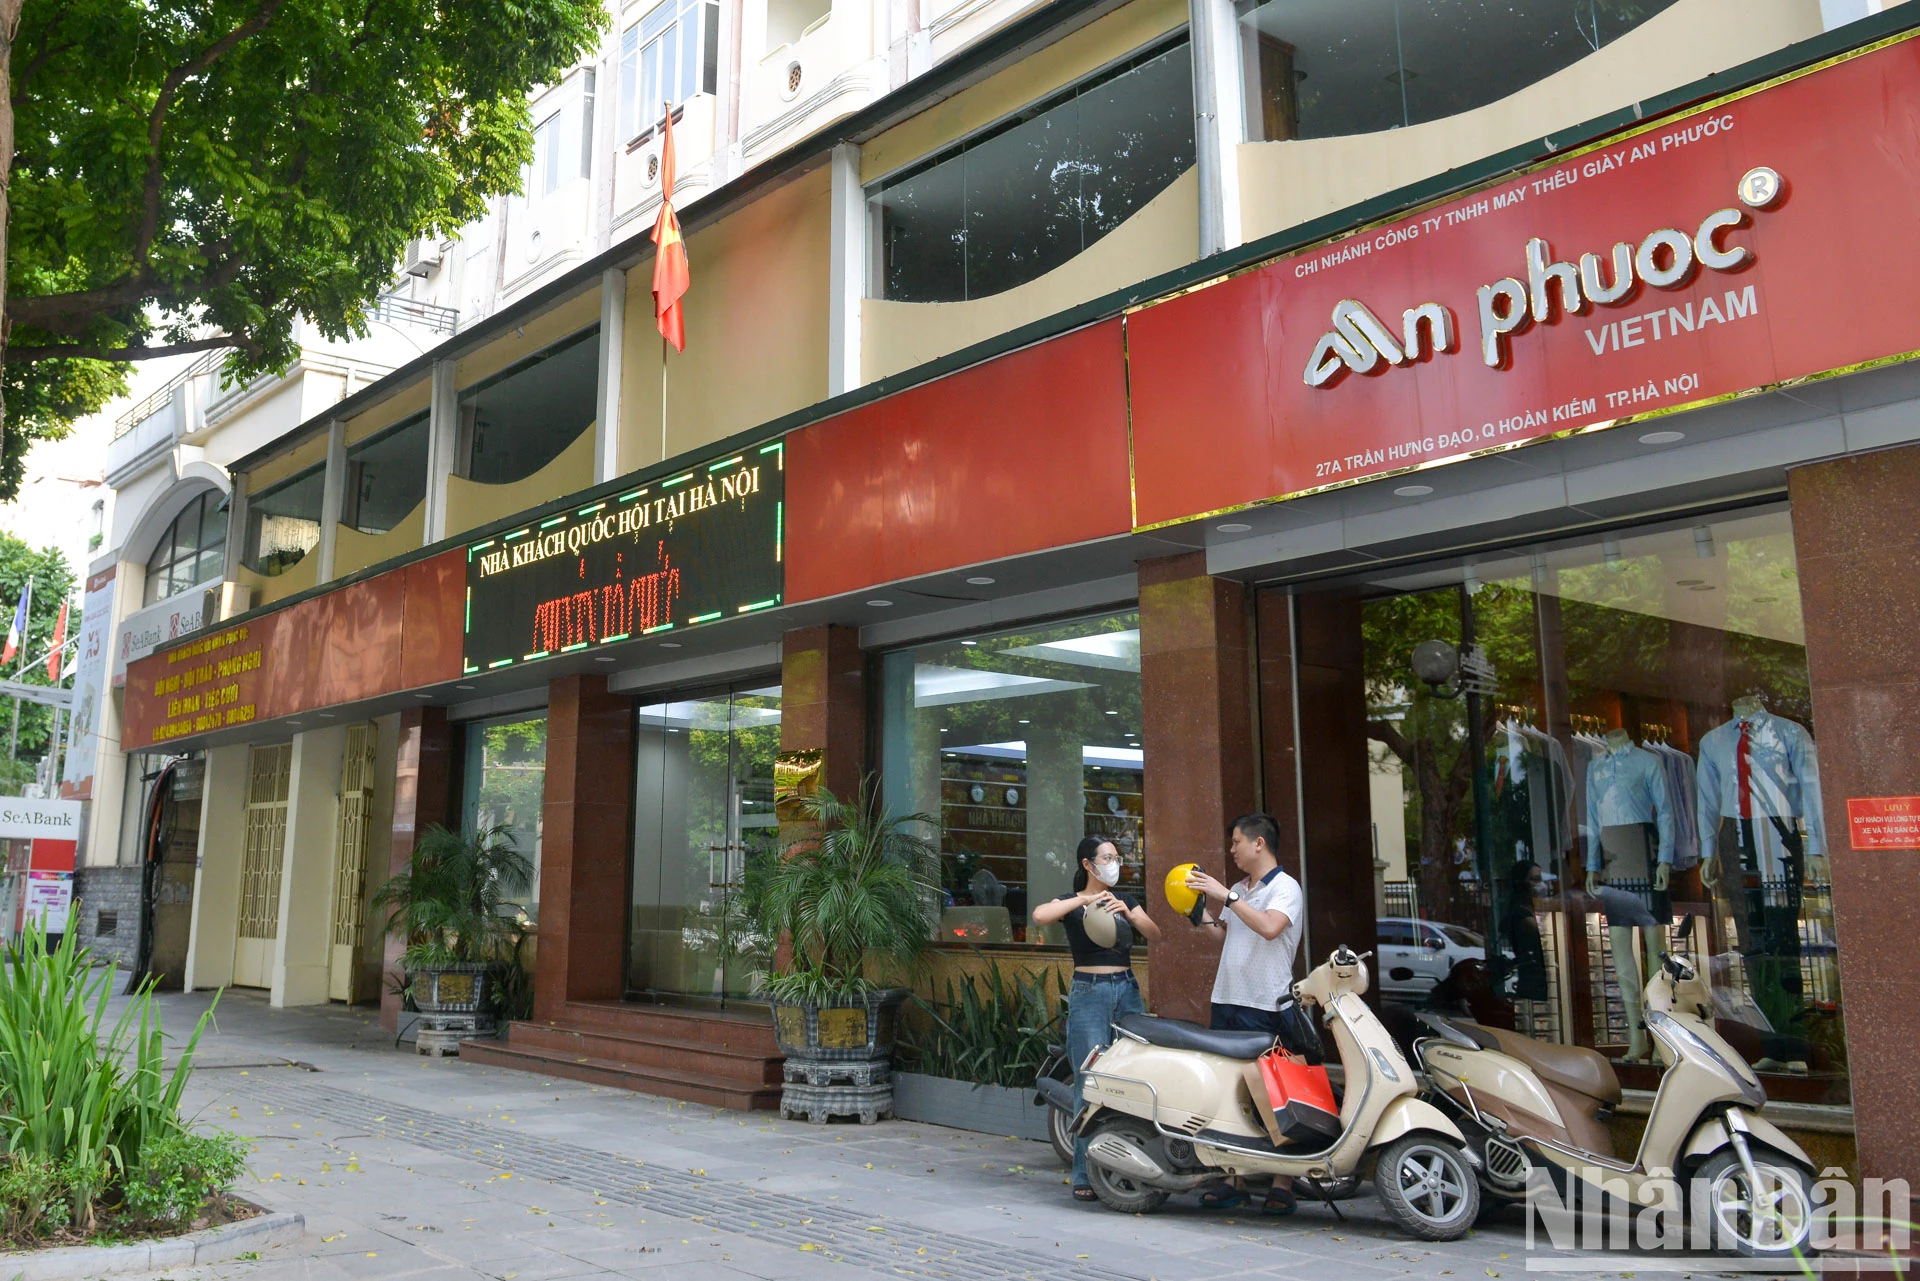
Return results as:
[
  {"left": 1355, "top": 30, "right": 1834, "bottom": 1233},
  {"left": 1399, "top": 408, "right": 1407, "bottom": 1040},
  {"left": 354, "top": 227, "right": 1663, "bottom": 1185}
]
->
[
  {"left": 1053, "top": 945, "right": 1482, "bottom": 1240},
  {"left": 1408, "top": 932, "right": 1817, "bottom": 1258}
]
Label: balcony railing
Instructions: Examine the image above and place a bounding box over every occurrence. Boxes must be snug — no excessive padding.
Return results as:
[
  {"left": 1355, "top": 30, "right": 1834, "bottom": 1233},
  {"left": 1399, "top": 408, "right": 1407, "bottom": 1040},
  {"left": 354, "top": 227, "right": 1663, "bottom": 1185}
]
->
[
  {"left": 111, "top": 350, "right": 222, "bottom": 441},
  {"left": 372, "top": 293, "right": 459, "bottom": 336}
]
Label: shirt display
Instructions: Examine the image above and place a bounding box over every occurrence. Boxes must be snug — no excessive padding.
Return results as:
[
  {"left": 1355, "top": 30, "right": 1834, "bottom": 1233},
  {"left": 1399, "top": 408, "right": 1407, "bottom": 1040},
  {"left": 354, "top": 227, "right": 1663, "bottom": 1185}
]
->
[
  {"left": 1695, "top": 711, "right": 1825, "bottom": 861},
  {"left": 1583, "top": 744, "right": 1676, "bottom": 871},
  {"left": 1211, "top": 866, "right": 1306, "bottom": 1011}
]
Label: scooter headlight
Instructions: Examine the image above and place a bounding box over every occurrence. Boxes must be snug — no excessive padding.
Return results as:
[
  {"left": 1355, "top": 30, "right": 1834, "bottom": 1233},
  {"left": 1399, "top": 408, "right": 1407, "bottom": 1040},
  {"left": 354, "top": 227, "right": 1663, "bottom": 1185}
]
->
[{"left": 1647, "top": 1010, "right": 1765, "bottom": 1108}]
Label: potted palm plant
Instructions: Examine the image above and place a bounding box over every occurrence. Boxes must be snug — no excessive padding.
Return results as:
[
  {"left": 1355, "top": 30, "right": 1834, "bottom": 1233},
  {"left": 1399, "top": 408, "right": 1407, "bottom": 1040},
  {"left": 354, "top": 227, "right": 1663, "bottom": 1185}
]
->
[
  {"left": 743, "top": 782, "right": 938, "bottom": 1123},
  {"left": 372, "top": 823, "right": 532, "bottom": 1055}
]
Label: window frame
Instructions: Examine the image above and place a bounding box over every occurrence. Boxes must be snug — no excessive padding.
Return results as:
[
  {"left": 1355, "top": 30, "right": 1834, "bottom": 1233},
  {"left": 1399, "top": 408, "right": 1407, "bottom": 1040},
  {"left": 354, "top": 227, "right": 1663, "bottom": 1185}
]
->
[
  {"left": 620, "top": 0, "right": 721, "bottom": 145},
  {"left": 242, "top": 463, "right": 326, "bottom": 578},
  {"left": 143, "top": 490, "right": 227, "bottom": 606}
]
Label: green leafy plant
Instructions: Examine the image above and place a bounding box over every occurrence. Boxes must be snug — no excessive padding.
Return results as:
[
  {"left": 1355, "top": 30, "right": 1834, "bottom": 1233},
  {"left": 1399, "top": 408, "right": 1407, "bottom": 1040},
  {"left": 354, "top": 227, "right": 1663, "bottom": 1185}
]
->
[
  {"left": 372, "top": 823, "right": 532, "bottom": 970},
  {"left": 120, "top": 1132, "right": 247, "bottom": 1228},
  {"left": 742, "top": 782, "right": 939, "bottom": 1004},
  {"left": 900, "top": 954, "right": 1066, "bottom": 1088},
  {"left": 0, "top": 922, "right": 230, "bottom": 1244}
]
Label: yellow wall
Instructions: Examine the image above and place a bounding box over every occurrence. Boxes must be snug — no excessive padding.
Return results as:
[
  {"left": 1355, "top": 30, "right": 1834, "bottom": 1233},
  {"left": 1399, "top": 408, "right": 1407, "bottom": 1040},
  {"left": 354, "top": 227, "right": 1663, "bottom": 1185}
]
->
[
  {"left": 344, "top": 381, "right": 432, "bottom": 448},
  {"left": 1236, "top": 0, "right": 1826, "bottom": 244},
  {"left": 243, "top": 431, "right": 328, "bottom": 494},
  {"left": 861, "top": 0, "right": 1188, "bottom": 184},
  {"left": 238, "top": 550, "right": 319, "bottom": 608},
  {"left": 333, "top": 502, "right": 426, "bottom": 578},
  {"left": 863, "top": 167, "right": 1197, "bottom": 382},
  {"left": 619, "top": 166, "right": 831, "bottom": 473},
  {"left": 455, "top": 289, "right": 602, "bottom": 391},
  {"left": 444, "top": 422, "right": 597, "bottom": 540}
]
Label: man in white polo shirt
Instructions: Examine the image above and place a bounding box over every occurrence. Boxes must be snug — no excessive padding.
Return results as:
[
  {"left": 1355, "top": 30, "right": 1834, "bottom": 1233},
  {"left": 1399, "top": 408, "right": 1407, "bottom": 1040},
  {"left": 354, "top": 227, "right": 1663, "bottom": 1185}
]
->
[{"left": 1184, "top": 812, "right": 1306, "bottom": 1215}]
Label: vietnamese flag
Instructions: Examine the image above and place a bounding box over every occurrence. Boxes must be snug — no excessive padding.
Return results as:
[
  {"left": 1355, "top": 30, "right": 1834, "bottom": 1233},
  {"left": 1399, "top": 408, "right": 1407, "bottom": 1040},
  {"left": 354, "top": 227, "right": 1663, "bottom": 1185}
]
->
[
  {"left": 651, "top": 107, "right": 690, "bottom": 352},
  {"left": 46, "top": 599, "right": 67, "bottom": 681}
]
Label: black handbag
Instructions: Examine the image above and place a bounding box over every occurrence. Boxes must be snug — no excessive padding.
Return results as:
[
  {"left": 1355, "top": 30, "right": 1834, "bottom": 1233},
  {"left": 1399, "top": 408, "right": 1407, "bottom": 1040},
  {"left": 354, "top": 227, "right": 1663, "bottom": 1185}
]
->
[{"left": 1273, "top": 996, "right": 1323, "bottom": 1065}]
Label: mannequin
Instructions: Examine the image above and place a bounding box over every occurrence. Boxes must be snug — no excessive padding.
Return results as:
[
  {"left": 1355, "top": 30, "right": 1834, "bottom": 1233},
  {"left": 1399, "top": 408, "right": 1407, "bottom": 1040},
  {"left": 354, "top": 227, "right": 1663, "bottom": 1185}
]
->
[
  {"left": 1695, "top": 693, "right": 1824, "bottom": 1037},
  {"left": 1582, "top": 727, "right": 1678, "bottom": 1061},
  {"left": 1592, "top": 884, "right": 1661, "bottom": 1061}
]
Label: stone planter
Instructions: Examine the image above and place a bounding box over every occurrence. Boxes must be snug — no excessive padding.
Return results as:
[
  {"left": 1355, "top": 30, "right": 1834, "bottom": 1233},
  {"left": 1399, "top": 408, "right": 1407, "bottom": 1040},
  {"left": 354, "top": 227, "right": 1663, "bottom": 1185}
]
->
[
  {"left": 406, "top": 963, "right": 495, "bottom": 1056},
  {"left": 891, "top": 1071, "right": 1052, "bottom": 1143},
  {"left": 768, "top": 989, "right": 906, "bottom": 1123}
]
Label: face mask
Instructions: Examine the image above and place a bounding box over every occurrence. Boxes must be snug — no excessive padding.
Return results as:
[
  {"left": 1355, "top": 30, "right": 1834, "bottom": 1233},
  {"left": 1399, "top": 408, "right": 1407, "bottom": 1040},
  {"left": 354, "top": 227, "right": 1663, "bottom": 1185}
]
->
[{"left": 1092, "top": 861, "right": 1121, "bottom": 886}]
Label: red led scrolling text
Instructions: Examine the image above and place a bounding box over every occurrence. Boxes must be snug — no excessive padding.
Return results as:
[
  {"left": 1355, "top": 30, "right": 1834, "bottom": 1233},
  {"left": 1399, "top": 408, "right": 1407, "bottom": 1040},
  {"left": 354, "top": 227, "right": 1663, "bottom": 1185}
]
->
[{"left": 531, "top": 544, "right": 682, "bottom": 651}]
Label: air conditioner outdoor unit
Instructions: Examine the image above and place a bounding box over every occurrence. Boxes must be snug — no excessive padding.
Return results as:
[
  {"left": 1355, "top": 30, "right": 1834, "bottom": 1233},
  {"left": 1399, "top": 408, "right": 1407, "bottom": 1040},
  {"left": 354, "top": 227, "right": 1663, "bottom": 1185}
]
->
[
  {"left": 199, "top": 581, "right": 253, "bottom": 630},
  {"left": 402, "top": 236, "right": 443, "bottom": 277}
]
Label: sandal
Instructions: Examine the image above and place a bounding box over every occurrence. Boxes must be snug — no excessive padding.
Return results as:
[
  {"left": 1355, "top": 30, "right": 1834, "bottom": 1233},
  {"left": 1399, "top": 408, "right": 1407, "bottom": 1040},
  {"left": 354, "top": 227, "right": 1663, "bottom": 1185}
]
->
[
  {"left": 1198, "top": 1185, "right": 1250, "bottom": 1211},
  {"left": 1261, "top": 1186, "right": 1298, "bottom": 1216},
  {"left": 1072, "top": 1186, "right": 1098, "bottom": 1202}
]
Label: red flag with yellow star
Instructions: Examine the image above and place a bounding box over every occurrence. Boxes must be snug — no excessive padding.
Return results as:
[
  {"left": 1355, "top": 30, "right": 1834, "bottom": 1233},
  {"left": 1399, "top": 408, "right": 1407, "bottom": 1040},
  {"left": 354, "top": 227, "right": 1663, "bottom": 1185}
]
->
[{"left": 651, "top": 108, "right": 690, "bottom": 352}]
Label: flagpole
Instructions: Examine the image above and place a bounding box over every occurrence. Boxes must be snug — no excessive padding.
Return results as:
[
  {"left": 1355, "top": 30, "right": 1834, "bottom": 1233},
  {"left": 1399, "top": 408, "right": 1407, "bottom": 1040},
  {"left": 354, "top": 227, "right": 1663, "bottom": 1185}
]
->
[
  {"left": 9, "top": 577, "right": 30, "bottom": 762},
  {"left": 661, "top": 333, "right": 669, "bottom": 460}
]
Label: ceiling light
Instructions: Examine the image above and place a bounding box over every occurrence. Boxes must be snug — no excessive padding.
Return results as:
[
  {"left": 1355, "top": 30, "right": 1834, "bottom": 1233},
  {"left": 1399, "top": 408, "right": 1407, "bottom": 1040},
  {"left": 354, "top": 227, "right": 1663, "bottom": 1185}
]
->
[
  {"left": 1394, "top": 484, "right": 1434, "bottom": 497},
  {"left": 318, "top": 712, "right": 335, "bottom": 719},
  {"left": 1216, "top": 522, "right": 1252, "bottom": 533},
  {"left": 1018, "top": 719, "right": 1030, "bottom": 724},
  {"left": 594, "top": 655, "right": 615, "bottom": 663},
  {"left": 660, "top": 641, "right": 682, "bottom": 649},
  {"left": 1639, "top": 430, "right": 1685, "bottom": 444},
  {"left": 867, "top": 599, "right": 894, "bottom": 607},
  {"left": 287, "top": 721, "right": 302, "bottom": 728},
  {"left": 961, "top": 640, "right": 978, "bottom": 647},
  {"left": 456, "top": 684, "right": 475, "bottom": 691},
  {"left": 1105, "top": 710, "right": 1118, "bottom": 716},
  {"left": 965, "top": 576, "right": 995, "bottom": 586},
  {"left": 414, "top": 693, "right": 433, "bottom": 700}
]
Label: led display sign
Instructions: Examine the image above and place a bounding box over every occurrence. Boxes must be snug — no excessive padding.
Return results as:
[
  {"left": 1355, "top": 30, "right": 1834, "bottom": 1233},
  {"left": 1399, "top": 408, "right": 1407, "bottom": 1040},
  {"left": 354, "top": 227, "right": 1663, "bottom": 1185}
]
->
[{"left": 463, "top": 443, "right": 784, "bottom": 673}]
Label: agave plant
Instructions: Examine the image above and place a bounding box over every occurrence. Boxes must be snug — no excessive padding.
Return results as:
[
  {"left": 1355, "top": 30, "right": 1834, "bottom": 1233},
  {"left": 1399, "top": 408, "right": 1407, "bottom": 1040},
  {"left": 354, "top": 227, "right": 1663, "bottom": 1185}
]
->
[
  {"left": 742, "top": 782, "right": 939, "bottom": 1004},
  {"left": 372, "top": 823, "right": 533, "bottom": 969}
]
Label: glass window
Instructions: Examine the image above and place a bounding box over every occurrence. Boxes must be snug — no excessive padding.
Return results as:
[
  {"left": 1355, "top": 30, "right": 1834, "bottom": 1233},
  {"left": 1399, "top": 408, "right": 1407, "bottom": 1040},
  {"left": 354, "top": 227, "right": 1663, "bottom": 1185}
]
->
[
  {"left": 342, "top": 412, "right": 429, "bottom": 535},
  {"left": 867, "top": 39, "right": 1194, "bottom": 303},
  {"left": 144, "top": 490, "right": 227, "bottom": 606},
  {"left": 458, "top": 327, "right": 598, "bottom": 486},
  {"left": 462, "top": 714, "right": 547, "bottom": 922},
  {"left": 243, "top": 466, "right": 324, "bottom": 577},
  {"left": 1354, "top": 506, "right": 1845, "bottom": 1102},
  {"left": 1239, "top": 0, "right": 1681, "bottom": 142},
  {"left": 878, "top": 611, "right": 1143, "bottom": 947},
  {"left": 620, "top": 0, "right": 720, "bottom": 142},
  {"left": 627, "top": 683, "right": 782, "bottom": 1002}
]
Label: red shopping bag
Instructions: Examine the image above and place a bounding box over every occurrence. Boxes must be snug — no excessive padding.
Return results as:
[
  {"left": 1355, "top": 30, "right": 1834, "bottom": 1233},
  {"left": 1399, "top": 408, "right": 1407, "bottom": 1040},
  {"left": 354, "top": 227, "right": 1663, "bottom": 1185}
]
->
[{"left": 1257, "top": 1049, "right": 1340, "bottom": 1145}]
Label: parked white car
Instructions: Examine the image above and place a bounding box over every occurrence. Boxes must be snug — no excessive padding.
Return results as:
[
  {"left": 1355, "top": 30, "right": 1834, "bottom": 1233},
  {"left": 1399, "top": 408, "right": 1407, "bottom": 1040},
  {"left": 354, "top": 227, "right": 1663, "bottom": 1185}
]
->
[{"left": 1375, "top": 916, "right": 1487, "bottom": 997}]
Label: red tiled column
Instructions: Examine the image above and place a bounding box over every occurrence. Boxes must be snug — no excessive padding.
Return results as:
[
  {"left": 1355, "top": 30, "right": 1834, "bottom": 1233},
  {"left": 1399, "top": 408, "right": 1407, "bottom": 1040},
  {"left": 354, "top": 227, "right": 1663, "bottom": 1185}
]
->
[
  {"left": 382, "top": 707, "right": 453, "bottom": 1031},
  {"left": 1790, "top": 448, "right": 1920, "bottom": 1189},
  {"left": 1138, "top": 553, "right": 1256, "bottom": 1023},
  {"left": 533, "top": 675, "right": 634, "bottom": 1023}
]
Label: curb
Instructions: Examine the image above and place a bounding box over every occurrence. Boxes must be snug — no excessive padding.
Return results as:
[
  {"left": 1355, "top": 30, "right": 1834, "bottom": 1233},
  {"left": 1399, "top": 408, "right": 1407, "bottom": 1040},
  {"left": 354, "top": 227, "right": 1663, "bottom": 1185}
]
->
[{"left": 1, "top": 1210, "right": 305, "bottom": 1280}]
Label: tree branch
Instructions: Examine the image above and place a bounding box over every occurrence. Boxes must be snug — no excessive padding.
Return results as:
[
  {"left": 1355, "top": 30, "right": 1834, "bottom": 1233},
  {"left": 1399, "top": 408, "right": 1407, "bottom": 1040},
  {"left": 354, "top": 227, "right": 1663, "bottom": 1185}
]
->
[
  {"left": 6, "top": 237, "right": 242, "bottom": 331},
  {"left": 9, "top": 8, "right": 69, "bottom": 107},
  {"left": 5, "top": 335, "right": 249, "bottom": 364},
  {"left": 134, "top": 0, "right": 287, "bottom": 263}
]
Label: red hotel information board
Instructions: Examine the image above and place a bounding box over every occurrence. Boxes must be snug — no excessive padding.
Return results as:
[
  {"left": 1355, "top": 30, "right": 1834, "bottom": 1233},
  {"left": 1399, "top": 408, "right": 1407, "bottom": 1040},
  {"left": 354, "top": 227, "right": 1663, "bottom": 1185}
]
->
[{"left": 1127, "top": 34, "right": 1920, "bottom": 529}]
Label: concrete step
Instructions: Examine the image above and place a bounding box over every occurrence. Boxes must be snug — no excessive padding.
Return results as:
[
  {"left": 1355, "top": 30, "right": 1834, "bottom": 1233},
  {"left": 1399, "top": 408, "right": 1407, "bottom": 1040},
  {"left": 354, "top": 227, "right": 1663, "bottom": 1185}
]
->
[
  {"left": 456, "top": 1038, "right": 783, "bottom": 1111},
  {"left": 552, "top": 1000, "right": 780, "bottom": 1055},
  {"left": 507, "top": 1021, "right": 782, "bottom": 1087}
]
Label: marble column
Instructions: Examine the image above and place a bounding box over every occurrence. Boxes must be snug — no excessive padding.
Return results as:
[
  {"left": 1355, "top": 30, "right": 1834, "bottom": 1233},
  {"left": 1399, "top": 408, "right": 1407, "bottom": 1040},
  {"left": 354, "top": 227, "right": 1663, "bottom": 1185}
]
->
[
  {"left": 1138, "top": 552, "right": 1255, "bottom": 1022},
  {"left": 780, "top": 625, "right": 867, "bottom": 801},
  {"left": 380, "top": 707, "right": 453, "bottom": 1031},
  {"left": 1025, "top": 720, "right": 1085, "bottom": 945},
  {"left": 1789, "top": 445, "right": 1920, "bottom": 1190}
]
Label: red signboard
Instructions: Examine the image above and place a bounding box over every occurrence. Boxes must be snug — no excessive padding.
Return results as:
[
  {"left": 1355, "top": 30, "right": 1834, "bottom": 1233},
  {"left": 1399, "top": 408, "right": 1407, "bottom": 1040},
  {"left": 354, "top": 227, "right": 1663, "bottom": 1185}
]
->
[
  {"left": 1847, "top": 796, "right": 1920, "bottom": 850},
  {"left": 1128, "top": 35, "right": 1920, "bottom": 529}
]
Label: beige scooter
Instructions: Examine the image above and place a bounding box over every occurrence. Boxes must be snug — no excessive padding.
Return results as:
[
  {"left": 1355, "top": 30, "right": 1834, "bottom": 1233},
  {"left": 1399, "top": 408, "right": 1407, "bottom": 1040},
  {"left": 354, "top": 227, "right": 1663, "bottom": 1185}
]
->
[
  {"left": 1071, "top": 945, "right": 1482, "bottom": 1240},
  {"left": 1410, "top": 935, "right": 1817, "bottom": 1258}
]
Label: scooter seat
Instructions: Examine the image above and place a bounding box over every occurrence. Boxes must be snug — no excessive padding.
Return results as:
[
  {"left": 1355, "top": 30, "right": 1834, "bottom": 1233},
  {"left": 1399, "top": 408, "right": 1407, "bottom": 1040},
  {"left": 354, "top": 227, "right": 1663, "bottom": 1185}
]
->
[
  {"left": 1482, "top": 1025, "right": 1623, "bottom": 1106},
  {"left": 1115, "top": 1013, "right": 1274, "bottom": 1060}
]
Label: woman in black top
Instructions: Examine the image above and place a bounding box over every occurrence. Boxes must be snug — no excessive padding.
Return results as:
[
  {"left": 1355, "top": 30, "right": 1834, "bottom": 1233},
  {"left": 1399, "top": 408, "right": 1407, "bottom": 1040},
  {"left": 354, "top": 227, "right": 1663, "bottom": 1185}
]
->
[{"left": 1031, "top": 836, "right": 1162, "bottom": 1200}]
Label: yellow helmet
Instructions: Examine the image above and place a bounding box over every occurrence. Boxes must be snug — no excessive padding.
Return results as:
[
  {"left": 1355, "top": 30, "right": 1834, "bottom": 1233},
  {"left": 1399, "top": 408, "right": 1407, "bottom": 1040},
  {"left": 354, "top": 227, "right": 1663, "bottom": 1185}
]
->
[{"left": 1164, "top": 863, "right": 1201, "bottom": 917}]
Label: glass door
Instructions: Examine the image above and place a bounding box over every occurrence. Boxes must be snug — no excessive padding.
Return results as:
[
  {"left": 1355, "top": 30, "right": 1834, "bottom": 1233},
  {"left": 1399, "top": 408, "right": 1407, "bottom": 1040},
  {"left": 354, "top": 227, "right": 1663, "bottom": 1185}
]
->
[{"left": 627, "top": 682, "right": 782, "bottom": 1004}]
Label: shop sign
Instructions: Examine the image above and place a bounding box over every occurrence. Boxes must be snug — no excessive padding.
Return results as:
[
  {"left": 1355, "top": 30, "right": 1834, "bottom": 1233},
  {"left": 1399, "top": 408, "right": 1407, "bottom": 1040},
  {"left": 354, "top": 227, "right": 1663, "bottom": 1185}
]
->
[
  {"left": 113, "top": 579, "right": 217, "bottom": 681},
  {"left": 136, "top": 621, "right": 270, "bottom": 746},
  {"left": 21, "top": 871, "right": 73, "bottom": 930},
  {"left": 1846, "top": 795, "right": 1920, "bottom": 850},
  {"left": 60, "top": 566, "right": 116, "bottom": 798},
  {"left": 0, "top": 798, "right": 81, "bottom": 842},
  {"left": 1126, "top": 35, "right": 1920, "bottom": 529},
  {"left": 463, "top": 444, "right": 785, "bottom": 673}
]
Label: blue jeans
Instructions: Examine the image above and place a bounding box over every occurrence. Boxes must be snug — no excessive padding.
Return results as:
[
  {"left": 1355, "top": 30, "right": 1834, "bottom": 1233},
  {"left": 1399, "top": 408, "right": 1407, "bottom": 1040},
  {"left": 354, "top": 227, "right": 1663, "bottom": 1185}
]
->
[{"left": 1067, "top": 971, "right": 1144, "bottom": 1188}]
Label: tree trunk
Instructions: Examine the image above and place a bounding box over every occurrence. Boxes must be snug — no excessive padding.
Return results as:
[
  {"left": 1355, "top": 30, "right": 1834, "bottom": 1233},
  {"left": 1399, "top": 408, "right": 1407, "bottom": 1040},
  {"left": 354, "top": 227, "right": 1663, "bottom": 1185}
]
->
[{"left": 0, "top": 0, "right": 25, "bottom": 455}]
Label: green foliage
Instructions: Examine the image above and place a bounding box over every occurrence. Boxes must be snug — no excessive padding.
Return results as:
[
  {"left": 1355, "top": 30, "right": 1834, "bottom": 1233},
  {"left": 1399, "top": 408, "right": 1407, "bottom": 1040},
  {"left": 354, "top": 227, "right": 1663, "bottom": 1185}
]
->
[
  {"left": 120, "top": 1132, "right": 248, "bottom": 1228},
  {"left": 0, "top": 923, "right": 231, "bottom": 1244},
  {"left": 744, "top": 783, "right": 939, "bottom": 1003},
  {"left": 900, "top": 955, "right": 1065, "bottom": 1089},
  {"left": 0, "top": 532, "right": 78, "bottom": 767},
  {"left": 0, "top": 0, "right": 608, "bottom": 493},
  {"left": 372, "top": 823, "right": 533, "bottom": 968}
]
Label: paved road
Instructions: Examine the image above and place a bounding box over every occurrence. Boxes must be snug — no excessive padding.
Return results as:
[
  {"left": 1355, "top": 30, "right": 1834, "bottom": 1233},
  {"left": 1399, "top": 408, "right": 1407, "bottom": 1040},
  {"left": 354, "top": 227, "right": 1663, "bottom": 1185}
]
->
[{"left": 92, "top": 991, "right": 1644, "bottom": 1280}]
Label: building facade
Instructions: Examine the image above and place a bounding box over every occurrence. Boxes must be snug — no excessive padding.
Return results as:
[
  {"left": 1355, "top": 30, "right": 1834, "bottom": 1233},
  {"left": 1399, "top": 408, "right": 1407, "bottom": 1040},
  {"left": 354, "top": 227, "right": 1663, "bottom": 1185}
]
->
[{"left": 87, "top": 0, "right": 1920, "bottom": 1195}]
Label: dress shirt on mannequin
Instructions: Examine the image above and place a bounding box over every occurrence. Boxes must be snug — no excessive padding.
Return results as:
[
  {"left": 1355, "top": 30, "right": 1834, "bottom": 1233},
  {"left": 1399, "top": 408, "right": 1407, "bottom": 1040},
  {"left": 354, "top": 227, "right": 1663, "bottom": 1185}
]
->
[
  {"left": 1584, "top": 729, "right": 1675, "bottom": 893},
  {"left": 1694, "top": 699, "right": 1825, "bottom": 872}
]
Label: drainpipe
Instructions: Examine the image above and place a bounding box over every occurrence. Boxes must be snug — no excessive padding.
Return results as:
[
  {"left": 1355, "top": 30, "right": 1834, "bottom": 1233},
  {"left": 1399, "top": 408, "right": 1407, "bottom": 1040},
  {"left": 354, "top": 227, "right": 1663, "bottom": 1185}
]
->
[{"left": 1188, "top": 0, "right": 1244, "bottom": 258}]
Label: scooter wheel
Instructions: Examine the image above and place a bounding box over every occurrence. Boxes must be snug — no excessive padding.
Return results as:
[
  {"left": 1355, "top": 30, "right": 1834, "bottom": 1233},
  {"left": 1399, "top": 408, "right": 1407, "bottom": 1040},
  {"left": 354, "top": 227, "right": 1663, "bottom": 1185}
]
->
[
  {"left": 1047, "top": 1099, "right": 1076, "bottom": 1170},
  {"left": 1691, "top": 1149, "right": 1816, "bottom": 1258},
  {"left": 1373, "top": 1134, "right": 1480, "bottom": 1241},
  {"left": 1083, "top": 1116, "right": 1170, "bottom": 1215}
]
